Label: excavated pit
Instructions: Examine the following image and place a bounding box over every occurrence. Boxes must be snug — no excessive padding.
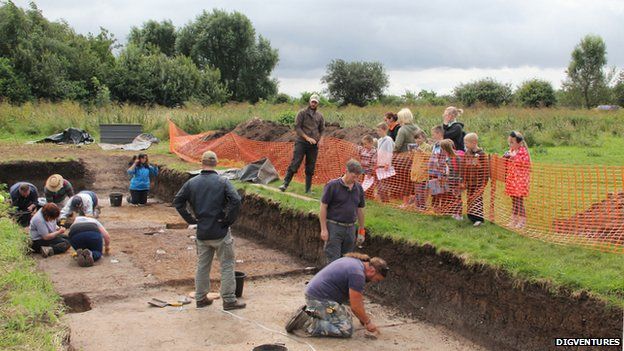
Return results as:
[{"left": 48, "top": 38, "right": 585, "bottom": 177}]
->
[
  {"left": 0, "top": 160, "right": 93, "bottom": 193},
  {"left": 62, "top": 292, "right": 92, "bottom": 314}
]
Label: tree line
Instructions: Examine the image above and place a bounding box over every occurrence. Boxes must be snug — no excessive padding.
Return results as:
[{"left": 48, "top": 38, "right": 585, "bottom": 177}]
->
[
  {"left": 321, "top": 35, "right": 624, "bottom": 109},
  {"left": 0, "top": 2, "right": 622, "bottom": 109},
  {"left": 0, "top": 2, "right": 277, "bottom": 106}
]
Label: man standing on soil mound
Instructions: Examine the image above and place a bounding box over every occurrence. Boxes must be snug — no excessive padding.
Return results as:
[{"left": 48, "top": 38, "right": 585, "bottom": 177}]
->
[
  {"left": 173, "top": 150, "right": 246, "bottom": 310},
  {"left": 279, "top": 93, "right": 325, "bottom": 193},
  {"left": 285, "top": 252, "right": 388, "bottom": 338}
]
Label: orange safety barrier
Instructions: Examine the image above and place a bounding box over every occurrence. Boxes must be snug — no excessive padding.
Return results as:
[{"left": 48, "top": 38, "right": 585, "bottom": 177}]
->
[{"left": 169, "top": 120, "right": 624, "bottom": 253}]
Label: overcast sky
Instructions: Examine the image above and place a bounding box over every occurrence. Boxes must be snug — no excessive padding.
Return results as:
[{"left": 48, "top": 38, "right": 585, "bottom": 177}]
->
[{"left": 13, "top": 0, "right": 624, "bottom": 96}]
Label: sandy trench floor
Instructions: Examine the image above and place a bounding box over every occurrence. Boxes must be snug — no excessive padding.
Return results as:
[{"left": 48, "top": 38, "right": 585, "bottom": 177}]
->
[{"left": 2, "top": 143, "right": 487, "bottom": 350}]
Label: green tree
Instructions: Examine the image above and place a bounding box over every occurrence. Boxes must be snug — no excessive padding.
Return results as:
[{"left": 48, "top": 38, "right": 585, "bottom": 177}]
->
[
  {"left": 110, "top": 45, "right": 226, "bottom": 107},
  {"left": 322, "top": 59, "right": 389, "bottom": 106},
  {"left": 0, "top": 2, "right": 114, "bottom": 102},
  {"left": 454, "top": 78, "right": 512, "bottom": 107},
  {"left": 515, "top": 79, "right": 556, "bottom": 107},
  {"left": 128, "top": 20, "right": 176, "bottom": 56},
  {"left": 612, "top": 71, "right": 624, "bottom": 107},
  {"left": 562, "top": 35, "right": 609, "bottom": 109},
  {"left": 0, "top": 57, "right": 30, "bottom": 103},
  {"left": 176, "top": 10, "right": 278, "bottom": 102}
]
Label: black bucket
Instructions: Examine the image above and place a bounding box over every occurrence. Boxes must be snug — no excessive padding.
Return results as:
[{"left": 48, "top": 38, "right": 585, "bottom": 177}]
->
[
  {"left": 235, "top": 271, "right": 246, "bottom": 298},
  {"left": 252, "top": 344, "right": 287, "bottom": 351},
  {"left": 109, "top": 193, "right": 123, "bottom": 207}
]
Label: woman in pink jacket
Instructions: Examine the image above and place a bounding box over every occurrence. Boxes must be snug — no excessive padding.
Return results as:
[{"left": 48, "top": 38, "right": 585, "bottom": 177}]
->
[{"left": 504, "top": 131, "right": 531, "bottom": 228}]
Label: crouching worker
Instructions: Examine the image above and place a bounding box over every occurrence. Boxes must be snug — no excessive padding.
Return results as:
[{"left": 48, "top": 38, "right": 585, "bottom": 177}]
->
[
  {"left": 10, "top": 182, "right": 39, "bottom": 227},
  {"left": 285, "top": 253, "right": 388, "bottom": 338},
  {"left": 173, "top": 151, "right": 246, "bottom": 310},
  {"left": 61, "top": 191, "right": 100, "bottom": 220},
  {"left": 67, "top": 216, "right": 111, "bottom": 267},
  {"left": 30, "top": 203, "right": 70, "bottom": 257}
]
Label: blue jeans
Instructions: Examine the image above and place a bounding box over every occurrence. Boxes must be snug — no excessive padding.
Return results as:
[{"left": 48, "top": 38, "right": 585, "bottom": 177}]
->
[{"left": 69, "top": 231, "right": 103, "bottom": 261}]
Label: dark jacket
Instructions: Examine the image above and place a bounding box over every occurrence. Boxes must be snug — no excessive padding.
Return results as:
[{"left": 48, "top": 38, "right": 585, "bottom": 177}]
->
[
  {"left": 387, "top": 122, "right": 400, "bottom": 141},
  {"left": 443, "top": 121, "right": 465, "bottom": 151},
  {"left": 173, "top": 170, "right": 241, "bottom": 240},
  {"left": 9, "top": 182, "right": 38, "bottom": 211},
  {"left": 295, "top": 107, "right": 325, "bottom": 143}
]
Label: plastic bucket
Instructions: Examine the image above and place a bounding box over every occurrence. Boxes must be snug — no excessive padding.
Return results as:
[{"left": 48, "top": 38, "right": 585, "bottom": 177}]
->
[
  {"left": 109, "top": 193, "right": 123, "bottom": 207},
  {"left": 235, "top": 271, "right": 246, "bottom": 298},
  {"left": 252, "top": 344, "right": 287, "bottom": 351}
]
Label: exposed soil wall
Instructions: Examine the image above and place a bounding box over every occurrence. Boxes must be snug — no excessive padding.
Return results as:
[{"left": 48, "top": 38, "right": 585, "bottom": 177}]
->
[
  {"left": 0, "top": 160, "right": 92, "bottom": 194},
  {"left": 138, "top": 166, "right": 624, "bottom": 350}
]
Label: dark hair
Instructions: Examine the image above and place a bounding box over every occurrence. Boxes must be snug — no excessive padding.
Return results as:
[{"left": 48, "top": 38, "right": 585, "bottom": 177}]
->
[
  {"left": 384, "top": 112, "right": 398, "bottom": 122},
  {"left": 510, "top": 131, "right": 524, "bottom": 143},
  {"left": 130, "top": 154, "right": 149, "bottom": 167},
  {"left": 70, "top": 196, "right": 83, "bottom": 209},
  {"left": 41, "top": 203, "right": 60, "bottom": 220}
]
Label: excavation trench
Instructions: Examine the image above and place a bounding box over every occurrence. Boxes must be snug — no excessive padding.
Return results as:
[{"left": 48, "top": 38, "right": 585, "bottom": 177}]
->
[
  {"left": 3, "top": 160, "right": 622, "bottom": 351},
  {"left": 153, "top": 166, "right": 623, "bottom": 351}
]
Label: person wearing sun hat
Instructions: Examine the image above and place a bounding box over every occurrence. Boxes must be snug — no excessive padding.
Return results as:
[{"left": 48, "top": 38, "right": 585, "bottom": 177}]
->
[{"left": 45, "top": 174, "right": 74, "bottom": 206}]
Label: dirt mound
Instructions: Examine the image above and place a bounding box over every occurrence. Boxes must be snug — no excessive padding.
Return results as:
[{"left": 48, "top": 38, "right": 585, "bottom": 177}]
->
[
  {"left": 232, "top": 117, "right": 295, "bottom": 142},
  {"left": 324, "top": 122, "right": 377, "bottom": 144},
  {"left": 230, "top": 118, "right": 376, "bottom": 144},
  {"left": 553, "top": 192, "right": 624, "bottom": 244}
]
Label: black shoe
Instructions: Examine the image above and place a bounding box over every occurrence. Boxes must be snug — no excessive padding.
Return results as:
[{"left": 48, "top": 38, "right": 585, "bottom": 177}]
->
[
  {"left": 285, "top": 305, "right": 309, "bottom": 333},
  {"left": 196, "top": 297, "right": 213, "bottom": 308},
  {"left": 223, "top": 300, "right": 246, "bottom": 310},
  {"left": 278, "top": 184, "right": 287, "bottom": 192}
]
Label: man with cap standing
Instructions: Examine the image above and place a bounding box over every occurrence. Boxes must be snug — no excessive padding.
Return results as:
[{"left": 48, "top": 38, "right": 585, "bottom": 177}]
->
[
  {"left": 45, "top": 174, "right": 74, "bottom": 207},
  {"left": 320, "top": 159, "right": 367, "bottom": 264},
  {"left": 173, "top": 151, "right": 246, "bottom": 310},
  {"left": 279, "top": 93, "right": 325, "bottom": 193}
]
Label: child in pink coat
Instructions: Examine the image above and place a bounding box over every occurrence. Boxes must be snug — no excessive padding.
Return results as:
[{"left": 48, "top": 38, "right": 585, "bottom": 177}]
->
[{"left": 504, "top": 131, "right": 531, "bottom": 228}]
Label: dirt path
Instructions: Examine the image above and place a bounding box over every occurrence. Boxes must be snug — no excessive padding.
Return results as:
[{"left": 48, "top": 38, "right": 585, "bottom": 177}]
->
[{"left": 13, "top": 144, "right": 488, "bottom": 350}]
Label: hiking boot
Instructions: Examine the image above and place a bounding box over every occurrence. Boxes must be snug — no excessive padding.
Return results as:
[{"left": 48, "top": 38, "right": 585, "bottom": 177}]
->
[
  {"left": 77, "top": 249, "right": 94, "bottom": 267},
  {"left": 196, "top": 297, "right": 213, "bottom": 308},
  {"left": 41, "top": 246, "right": 54, "bottom": 258},
  {"left": 285, "top": 305, "right": 309, "bottom": 333},
  {"left": 223, "top": 300, "right": 246, "bottom": 311},
  {"left": 278, "top": 184, "right": 287, "bottom": 192}
]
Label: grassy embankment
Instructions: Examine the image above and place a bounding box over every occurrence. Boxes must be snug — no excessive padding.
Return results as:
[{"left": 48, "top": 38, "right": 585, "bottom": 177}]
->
[{"left": 0, "top": 190, "right": 66, "bottom": 350}]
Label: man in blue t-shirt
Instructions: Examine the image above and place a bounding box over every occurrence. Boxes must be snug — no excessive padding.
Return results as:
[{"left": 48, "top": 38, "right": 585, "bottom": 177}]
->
[
  {"left": 285, "top": 253, "right": 389, "bottom": 338},
  {"left": 320, "top": 159, "right": 367, "bottom": 264}
]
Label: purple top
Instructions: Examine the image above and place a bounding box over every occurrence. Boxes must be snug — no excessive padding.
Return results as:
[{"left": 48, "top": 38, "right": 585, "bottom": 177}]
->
[
  {"left": 305, "top": 257, "right": 366, "bottom": 304},
  {"left": 321, "top": 177, "right": 365, "bottom": 224}
]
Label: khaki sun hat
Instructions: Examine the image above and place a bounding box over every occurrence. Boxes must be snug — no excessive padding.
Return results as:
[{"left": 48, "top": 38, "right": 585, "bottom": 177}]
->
[{"left": 45, "top": 174, "right": 64, "bottom": 192}]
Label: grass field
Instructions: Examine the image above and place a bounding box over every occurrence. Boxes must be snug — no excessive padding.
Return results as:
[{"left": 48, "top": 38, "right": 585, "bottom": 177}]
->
[{"left": 0, "top": 191, "right": 66, "bottom": 350}]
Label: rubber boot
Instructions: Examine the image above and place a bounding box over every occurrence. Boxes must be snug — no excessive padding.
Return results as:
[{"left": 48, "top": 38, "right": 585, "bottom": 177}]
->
[{"left": 305, "top": 174, "right": 313, "bottom": 194}]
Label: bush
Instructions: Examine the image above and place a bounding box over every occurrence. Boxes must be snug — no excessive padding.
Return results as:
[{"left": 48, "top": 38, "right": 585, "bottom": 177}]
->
[
  {"left": 454, "top": 78, "right": 513, "bottom": 107},
  {"left": 515, "top": 79, "right": 556, "bottom": 107},
  {"left": 277, "top": 111, "right": 296, "bottom": 126}
]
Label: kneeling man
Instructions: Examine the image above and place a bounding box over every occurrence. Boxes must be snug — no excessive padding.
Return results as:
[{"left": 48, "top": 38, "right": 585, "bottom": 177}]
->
[{"left": 286, "top": 253, "right": 388, "bottom": 337}]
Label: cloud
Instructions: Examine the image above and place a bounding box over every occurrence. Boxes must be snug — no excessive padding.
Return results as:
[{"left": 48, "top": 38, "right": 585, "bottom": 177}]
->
[{"left": 12, "top": 0, "right": 623, "bottom": 94}]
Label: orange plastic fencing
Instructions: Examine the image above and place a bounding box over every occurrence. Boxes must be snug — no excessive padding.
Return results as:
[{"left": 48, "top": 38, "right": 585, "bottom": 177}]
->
[{"left": 169, "top": 120, "right": 624, "bottom": 253}]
